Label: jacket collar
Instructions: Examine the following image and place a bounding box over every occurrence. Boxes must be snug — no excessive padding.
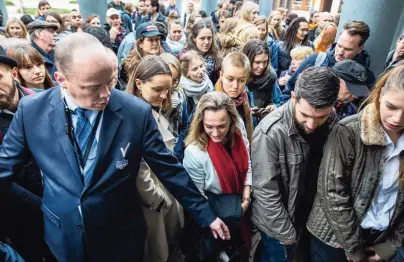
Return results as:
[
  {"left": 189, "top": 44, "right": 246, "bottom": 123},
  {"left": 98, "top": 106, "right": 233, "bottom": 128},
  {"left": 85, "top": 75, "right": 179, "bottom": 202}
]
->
[{"left": 360, "top": 103, "right": 387, "bottom": 146}]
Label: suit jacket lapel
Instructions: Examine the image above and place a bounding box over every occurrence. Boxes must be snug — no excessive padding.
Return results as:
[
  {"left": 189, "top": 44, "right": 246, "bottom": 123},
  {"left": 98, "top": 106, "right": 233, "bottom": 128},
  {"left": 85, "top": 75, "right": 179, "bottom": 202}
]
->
[
  {"left": 49, "top": 89, "right": 84, "bottom": 187},
  {"left": 85, "top": 91, "right": 123, "bottom": 192}
]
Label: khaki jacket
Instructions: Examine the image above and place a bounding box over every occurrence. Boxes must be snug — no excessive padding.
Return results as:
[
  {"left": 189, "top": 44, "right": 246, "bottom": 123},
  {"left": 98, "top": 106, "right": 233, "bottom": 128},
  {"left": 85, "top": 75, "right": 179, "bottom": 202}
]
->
[
  {"left": 136, "top": 110, "right": 184, "bottom": 262},
  {"left": 307, "top": 103, "right": 404, "bottom": 261}
]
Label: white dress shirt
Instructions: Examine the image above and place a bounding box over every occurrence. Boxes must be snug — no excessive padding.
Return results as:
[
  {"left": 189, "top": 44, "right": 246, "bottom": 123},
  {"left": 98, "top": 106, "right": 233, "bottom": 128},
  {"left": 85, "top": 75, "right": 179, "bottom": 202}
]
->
[{"left": 361, "top": 132, "right": 404, "bottom": 231}]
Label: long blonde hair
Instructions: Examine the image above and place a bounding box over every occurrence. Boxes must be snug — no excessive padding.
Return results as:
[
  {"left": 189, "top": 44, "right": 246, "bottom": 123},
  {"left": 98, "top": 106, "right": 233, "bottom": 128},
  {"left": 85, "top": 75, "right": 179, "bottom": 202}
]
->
[
  {"left": 239, "top": 1, "right": 259, "bottom": 24},
  {"left": 5, "top": 18, "right": 28, "bottom": 39},
  {"left": 185, "top": 91, "right": 240, "bottom": 151},
  {"left": 361, "top": 64, "right": 404, "bottom": 186}
]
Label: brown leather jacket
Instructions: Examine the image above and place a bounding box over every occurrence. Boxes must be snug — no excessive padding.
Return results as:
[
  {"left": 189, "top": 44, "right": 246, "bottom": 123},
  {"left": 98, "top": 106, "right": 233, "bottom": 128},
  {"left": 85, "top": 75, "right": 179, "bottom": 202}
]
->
[{"left": 307, "top": 103, "right": 404, "bottom": 261}]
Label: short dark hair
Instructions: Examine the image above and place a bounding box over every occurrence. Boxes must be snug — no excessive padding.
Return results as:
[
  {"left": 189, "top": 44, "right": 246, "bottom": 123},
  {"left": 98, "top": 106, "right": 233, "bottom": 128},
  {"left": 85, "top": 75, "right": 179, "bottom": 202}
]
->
[
  {"left": 20, "top": 14, "right": 34, "bottom": 27},
  {"left": 150, "top": 0, "right": 159, "bottom": 9},
  {"left": 229, "top": 0, "right": 237, "bottom": 4},
  {"left": 343, "top": 21, "right": 370, "bottom": 46},
  {"left": 83, "top": 26, "right": 112, "bottom": 49},
  {"left": 295, "top": 67, "right": 340, "bottom": 108},
  {"left": 198, "top": 10, "right": 207, "bottom": 18},
  {"left": 38, "top": 0, "right": 50, "bottom": 8}
]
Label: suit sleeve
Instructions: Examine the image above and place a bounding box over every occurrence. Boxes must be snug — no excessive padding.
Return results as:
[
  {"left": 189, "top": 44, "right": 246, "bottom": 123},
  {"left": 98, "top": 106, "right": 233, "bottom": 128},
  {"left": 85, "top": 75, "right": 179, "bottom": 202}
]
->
[
  {"left": 142, "top": 107, "right": 216, "bottom": 227},
  {"left": 0, "top": 99, "right": 29, "bottom": 194},
  {"left": 251, "top": 128, "right": 296, "bottom": 242}
]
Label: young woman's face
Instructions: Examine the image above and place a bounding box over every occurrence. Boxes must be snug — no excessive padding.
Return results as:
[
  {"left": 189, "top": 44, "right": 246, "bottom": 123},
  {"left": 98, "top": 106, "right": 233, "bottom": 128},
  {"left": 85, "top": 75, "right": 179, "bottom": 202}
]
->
[
  {"left": 256, "top": 23, "right": 267, "bottom": 41},
  {"left": 187, "top": 58, "right": 205, "bottom": 83},
  {"left": 169, "top": 65, "right": 180, "bottom": 88},
  {"left": 139, "top": 36, "right": 161, "bottom": 55},
  {"left": 40, "top": 4, "right": 51, "bottom": 16},
  {"left": 169, "top": 23, "right": 182, "bottom": 41},
  {"left": 90, "top": 17, "right": 101, "bottom": 27},
  {"left": 203, "top": 108, "right": 231, "bottom": 143},
  {"left": 251, "top": 7, "right": 259, "bottom": 20},
  {"left": 270, "top": 14, "right": 282, "bottom": 27},
  {"left": 252, "top": 53, "right": 269, "bottom": 76},
  {"left": 8, "top": 22, "right": 23, "bottom": 38},
  {"left": 194, "top": 28, "right": 212, "bottom": 54},
  {"left": 312, "top": 12, "right": 320, "bottom": 24},
  {"left": 19, "top": 59, "right": 46, "bottom": 87},
  {"left": 379, "top": 88, "right": 404, "bottom": 137},
  {"left": 220, "top": 64, "right": 247, "bottom": 98},
  {"left": 296, "top": 22, "right": 309, "bottom": 41},
  {"left": 137, "top": 74, "right": 172, "bottom": 107}
]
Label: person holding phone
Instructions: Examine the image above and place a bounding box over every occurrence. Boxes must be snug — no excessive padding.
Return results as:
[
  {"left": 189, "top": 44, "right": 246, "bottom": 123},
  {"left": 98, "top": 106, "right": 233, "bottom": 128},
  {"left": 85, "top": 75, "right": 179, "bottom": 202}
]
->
[{"left": 242, "top": 40, "right": 282, "bottom": 123}]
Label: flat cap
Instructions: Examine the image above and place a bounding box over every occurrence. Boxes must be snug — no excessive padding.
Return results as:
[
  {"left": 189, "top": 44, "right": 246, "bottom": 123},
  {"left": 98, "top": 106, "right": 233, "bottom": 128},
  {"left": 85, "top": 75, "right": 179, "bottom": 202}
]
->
[{"left": 27, "top": 20, "right": 59, "bottom": 34}]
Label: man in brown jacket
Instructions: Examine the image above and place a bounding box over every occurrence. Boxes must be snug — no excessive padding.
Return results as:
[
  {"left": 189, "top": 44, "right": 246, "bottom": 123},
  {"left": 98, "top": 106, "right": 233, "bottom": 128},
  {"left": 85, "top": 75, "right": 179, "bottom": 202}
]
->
[{"left": 251, "top": 67, "right": 340, "bottom": 262}]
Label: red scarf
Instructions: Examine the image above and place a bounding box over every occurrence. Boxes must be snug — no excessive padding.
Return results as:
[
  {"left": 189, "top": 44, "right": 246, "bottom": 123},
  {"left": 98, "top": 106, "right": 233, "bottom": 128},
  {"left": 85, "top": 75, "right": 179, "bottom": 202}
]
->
[{"left": 206, "top": 131, "right": 252, "bottom": 249}]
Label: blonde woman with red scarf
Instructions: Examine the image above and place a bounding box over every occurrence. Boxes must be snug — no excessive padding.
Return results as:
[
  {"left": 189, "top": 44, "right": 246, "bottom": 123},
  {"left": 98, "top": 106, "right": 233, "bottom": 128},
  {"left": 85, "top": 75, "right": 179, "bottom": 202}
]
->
[
  {"left": 183, "top": 91, "right": 252, "bottom": 261},
  {"left": 215, "top": 52, "right": 253, "bottom": 143}
]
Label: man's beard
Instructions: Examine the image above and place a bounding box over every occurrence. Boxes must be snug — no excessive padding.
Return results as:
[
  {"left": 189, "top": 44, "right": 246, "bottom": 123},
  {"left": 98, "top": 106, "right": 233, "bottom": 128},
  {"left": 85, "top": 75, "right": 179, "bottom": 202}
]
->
[
  {"left": 0, "top": 80, "right": 16, "bottom": 110},
  {"left": 292, "top": 104, "right": 326, "bottom": 135}
]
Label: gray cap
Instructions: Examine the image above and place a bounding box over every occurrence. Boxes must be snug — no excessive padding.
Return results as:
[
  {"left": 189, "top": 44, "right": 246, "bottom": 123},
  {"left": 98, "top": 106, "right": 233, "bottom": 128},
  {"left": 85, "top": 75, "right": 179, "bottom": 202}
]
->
[
  {"left": 27, "top": 20, "right": 59, "bottom": 34},
  {"left": 332, "top": 60, "right": 369, "bottom": 97}
]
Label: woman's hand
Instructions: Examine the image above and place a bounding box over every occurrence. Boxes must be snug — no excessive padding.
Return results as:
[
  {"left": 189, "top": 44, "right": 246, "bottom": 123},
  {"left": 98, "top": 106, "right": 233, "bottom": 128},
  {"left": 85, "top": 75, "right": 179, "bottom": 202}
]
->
[
  {"left": 278, "top": 76, "right": 290, "bottom": 86},
  {"left": 241, "top": 200, "right": 250, "bottom": 215}
]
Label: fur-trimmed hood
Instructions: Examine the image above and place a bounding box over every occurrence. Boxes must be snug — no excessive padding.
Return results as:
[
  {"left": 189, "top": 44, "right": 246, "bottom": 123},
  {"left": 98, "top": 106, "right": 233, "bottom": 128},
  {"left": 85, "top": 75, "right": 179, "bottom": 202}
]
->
[{"left": 360, "top": 103, "right": 387, "bottom": 146}]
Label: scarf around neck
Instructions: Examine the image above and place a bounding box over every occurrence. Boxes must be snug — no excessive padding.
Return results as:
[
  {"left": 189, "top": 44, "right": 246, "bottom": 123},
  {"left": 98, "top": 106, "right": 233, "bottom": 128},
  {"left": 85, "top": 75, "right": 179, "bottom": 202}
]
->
[
  {"left": 206, "top": 131, "right": 251, "bottom": 248},
  {"left": 166, "top": 34, "right": 186, "bottom": 55},
  {"left": 180, "top": 73, "right": 214, "bottom": 100},
  {"left": 247, "top": 66, "right": 277, "bottom": 108}
]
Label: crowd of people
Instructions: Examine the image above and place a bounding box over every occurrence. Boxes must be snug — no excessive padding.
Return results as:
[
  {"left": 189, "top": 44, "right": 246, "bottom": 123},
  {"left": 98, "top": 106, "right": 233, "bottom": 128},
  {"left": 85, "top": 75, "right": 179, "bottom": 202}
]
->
[{"left": 0, "top": 0, "right": 403, "bottom": 262}]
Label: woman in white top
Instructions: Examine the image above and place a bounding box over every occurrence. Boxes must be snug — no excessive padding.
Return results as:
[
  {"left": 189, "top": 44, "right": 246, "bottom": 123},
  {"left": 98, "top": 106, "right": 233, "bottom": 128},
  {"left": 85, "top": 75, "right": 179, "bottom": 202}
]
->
[{"left": 183, "top": 91, "right": 252, "bottom": 261}]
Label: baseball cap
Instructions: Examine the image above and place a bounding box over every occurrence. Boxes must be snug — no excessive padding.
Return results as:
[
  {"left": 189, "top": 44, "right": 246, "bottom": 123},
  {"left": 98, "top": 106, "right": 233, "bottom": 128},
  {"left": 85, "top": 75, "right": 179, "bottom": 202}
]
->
[
  {"left": 106, "top": 8, "right": 120, "bottom": 17},
  {"left": 0, "top": 45, "right": 18, "bottom": 68},
  {"left": 332, "top": 60, "right": 369, "bottom": 97},
  {"left": 135, "top": 22, "right": 164, "bottom": 40},
  {"left": 27, "top": 20, "right": 59, "bottom": 34}
]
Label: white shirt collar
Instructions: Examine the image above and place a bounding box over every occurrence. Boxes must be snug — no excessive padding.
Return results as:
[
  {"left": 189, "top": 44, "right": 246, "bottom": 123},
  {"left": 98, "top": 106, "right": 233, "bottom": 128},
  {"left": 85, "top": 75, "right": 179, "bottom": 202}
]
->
[{"left": 61, "top": 88, "right": 79, "bottom": 112}]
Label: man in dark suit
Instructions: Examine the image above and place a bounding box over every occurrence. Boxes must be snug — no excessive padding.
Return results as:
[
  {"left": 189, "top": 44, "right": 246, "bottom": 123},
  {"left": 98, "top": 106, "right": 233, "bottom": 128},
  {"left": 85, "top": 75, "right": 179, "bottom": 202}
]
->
[{"left": 0, "top": 33, "right": 230, "bottom": 262}]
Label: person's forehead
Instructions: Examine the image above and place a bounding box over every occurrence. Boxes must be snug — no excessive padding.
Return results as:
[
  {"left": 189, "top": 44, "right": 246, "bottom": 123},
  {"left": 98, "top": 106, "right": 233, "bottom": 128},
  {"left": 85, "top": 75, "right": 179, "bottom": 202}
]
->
[
  {"left": 338, "top": 31, "right": 361, "bottom": 46},
  {"left": 197, "top": 29, "right": 212, "bottom": 37},
  {"left": 71, "top": 11, "right": 81, "bottom": 16},
  {"left": 297, "top": 98, "right": 331, "bottom": 117},
  {"left": 109, "top": 14, "right": 120, "bottom": 19},
  {"left": 0, "top": 63, "right": 11, "bottom": 73},
  {"left": 222, "top": 64, "right": 247, "bottom": 77}
]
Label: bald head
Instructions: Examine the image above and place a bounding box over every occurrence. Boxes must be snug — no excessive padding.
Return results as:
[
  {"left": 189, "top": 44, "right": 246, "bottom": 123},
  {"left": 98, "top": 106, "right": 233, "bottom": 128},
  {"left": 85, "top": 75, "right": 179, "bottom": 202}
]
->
[
  {"left": 55, "top": 32, "right": 112, "bottom": 79},
  {"left": 318, "top": 12, "right": 332, "bottom": 29}
]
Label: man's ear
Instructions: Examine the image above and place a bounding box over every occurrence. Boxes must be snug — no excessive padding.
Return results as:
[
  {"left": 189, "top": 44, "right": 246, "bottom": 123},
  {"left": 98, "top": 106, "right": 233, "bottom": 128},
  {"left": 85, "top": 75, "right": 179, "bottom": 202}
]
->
[
  {"left": 54, "top": 71, "right": 66, "bottom": 88},
  {"left": 358, "top": 44, "right": 364, "bottom": 53},
  {"left": 11, "top": 67, "right": 18, "bottom": 80},
  {"left": 219, "top": 70, "right": 223, "bottom": 79},
  {"left": 291, "top": 91, "right": 296, "bottom": 102}
]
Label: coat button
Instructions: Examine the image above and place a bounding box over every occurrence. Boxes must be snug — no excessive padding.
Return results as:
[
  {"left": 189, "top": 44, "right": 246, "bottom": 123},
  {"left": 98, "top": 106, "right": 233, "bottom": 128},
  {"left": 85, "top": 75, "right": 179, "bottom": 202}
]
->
[{"left": 77, "top": 225, "right": 83, "bottom": 229}]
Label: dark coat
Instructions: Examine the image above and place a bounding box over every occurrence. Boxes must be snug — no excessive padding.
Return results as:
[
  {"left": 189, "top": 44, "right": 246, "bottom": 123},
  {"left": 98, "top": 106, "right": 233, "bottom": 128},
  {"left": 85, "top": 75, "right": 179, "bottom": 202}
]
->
[{"left": 0, "top": 87, "right": 217, "bottom": 262}]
